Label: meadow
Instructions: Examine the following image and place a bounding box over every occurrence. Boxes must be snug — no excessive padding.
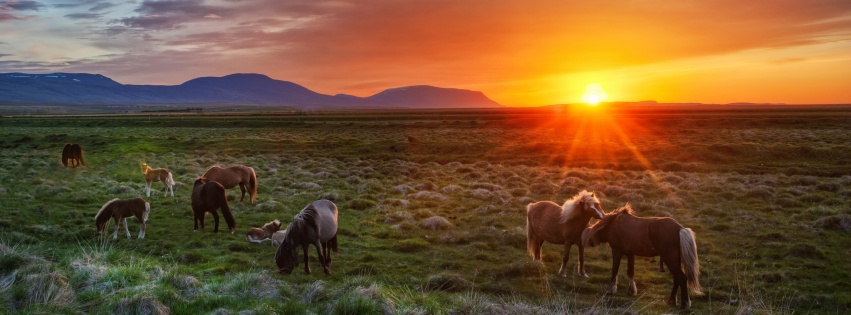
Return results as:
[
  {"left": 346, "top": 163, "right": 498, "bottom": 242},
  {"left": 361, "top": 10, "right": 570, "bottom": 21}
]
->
[{"left": 0, "top": 106, "right": 849, "bottom": 314}]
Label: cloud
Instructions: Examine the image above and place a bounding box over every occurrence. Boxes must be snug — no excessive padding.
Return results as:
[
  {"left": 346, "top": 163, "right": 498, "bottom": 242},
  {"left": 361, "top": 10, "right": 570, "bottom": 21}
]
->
[
  {"left": 4, "top": 0, "right": 44, "bottom": 11},
  {"left": 65, "top": 12, "right": 102, "bottom": 20},
  {"left": 114, "top": 0, "right": 232, "bottom": 30}
]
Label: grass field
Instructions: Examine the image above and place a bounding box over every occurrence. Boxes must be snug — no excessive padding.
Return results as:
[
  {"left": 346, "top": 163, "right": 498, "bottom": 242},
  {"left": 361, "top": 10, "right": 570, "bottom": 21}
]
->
[{"left": 1, "top": 106, "right": 850, "bottom": 314}]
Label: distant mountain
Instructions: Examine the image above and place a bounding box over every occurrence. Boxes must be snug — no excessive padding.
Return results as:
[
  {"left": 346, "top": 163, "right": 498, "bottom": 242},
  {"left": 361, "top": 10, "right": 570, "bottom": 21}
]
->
[{"left": 0, "top": 73, "right": 502, "bottom": 109}]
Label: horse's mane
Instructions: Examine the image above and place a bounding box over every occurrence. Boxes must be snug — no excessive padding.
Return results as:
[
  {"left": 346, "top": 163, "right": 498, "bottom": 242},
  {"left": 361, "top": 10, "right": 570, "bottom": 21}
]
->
[
  {"left": 282, "top": 205, "right": 320, "bottom": 246},
  {"left": 95, "top": 198, "right": 120, "bottom": 223},
  {"left": 559, "top": 190, "right": 599, "bottom": 223},
  {"left": 582, "top": 203, "right": 633, "bottom": 247}
]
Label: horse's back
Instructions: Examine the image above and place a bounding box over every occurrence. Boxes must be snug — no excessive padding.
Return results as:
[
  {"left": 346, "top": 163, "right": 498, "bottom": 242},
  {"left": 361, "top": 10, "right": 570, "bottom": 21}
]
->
[
  {"left": 311, "top": 199, "right": 338, "bottom": 241},
  {"left": 526, "top": 201, "right": 567, "bottom": 243},
  {"left": 612, "top": 215, "right": 681, "bottom": 257}
]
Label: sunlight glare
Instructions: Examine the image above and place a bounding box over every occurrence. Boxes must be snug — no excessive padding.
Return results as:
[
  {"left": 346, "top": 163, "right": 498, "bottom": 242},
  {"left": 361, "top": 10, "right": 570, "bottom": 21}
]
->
[{"left": 581, "top": 83, "right": 608, "bottom": 106}]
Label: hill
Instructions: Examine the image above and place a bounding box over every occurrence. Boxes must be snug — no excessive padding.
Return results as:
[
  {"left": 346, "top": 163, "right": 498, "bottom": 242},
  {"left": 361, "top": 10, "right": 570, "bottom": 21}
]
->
[{"left": 0, "top": 73, "right": 501, "bottom": 109}]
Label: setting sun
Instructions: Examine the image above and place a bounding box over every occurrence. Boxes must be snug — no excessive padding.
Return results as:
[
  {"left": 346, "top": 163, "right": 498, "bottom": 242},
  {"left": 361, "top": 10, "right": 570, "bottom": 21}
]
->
[{"left": 581, "top": 83, "right": 608, "bottom": 105}]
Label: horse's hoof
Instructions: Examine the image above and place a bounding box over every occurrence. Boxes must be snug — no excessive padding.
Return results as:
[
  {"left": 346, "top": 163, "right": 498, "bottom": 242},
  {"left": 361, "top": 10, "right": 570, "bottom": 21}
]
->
[{"left": 578, "top": 273, "right": 589, "bottom": 278}]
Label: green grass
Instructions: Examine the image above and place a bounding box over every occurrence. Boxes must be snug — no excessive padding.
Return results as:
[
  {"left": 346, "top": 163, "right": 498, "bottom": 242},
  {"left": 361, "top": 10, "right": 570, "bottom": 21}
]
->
[{"left": 1, "top": 108, "right": 850, "bottom": 313}]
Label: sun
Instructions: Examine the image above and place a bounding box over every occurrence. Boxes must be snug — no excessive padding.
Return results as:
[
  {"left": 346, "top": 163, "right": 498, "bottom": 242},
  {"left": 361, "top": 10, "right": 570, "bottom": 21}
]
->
[{"left": 581, "top": 83, "right": 608, "bottom": 106}]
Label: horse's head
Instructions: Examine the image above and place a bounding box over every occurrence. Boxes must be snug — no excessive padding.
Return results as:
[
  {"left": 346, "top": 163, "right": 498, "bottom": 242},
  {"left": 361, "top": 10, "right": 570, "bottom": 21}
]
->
[
  {"left": 141, "top": 163, "right": 149, "bottom": 173},
  {"left": 275, "top": 239, "right": 298, "bottom": 275},
  {"left": 266, "top": 219, "right": 282, "bottom": 232},
  {"left": 577, "top": 191, "right": 605, "bottom": 219}
]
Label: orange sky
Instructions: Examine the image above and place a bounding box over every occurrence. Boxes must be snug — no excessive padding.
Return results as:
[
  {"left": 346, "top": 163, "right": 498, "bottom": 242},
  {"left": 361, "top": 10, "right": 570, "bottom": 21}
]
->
[{"left": 2, "top": 0, "right": 851, "bottom": 105}]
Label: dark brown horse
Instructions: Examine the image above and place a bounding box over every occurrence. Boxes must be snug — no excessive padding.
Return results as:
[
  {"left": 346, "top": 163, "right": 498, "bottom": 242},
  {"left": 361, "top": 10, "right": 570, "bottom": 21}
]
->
[
  {"left": 95, "top": 197, "right": 150, "bottom": 239},
  {"left": 191, "top": 177, "right": 236, "bottom": 233},
  {"left": 61, "top": 143, "right": 85, "bottom": 168},
  {"left": 582, "top": 204, "right": 703, "bottom": 309},
  {"left": 526, "top": 190, "right": 605, "bottom": 277},
  {"left": 275, "top": 199, "right": 339, "bottom": 276},
  {"left": 202, "top": 165, "right": 258, "bottom": 203}
]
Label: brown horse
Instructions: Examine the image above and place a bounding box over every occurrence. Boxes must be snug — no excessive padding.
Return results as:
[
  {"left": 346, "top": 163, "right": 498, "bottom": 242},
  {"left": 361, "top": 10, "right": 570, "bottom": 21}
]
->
[
  {"left": 142, "top": 163, "right": 175, "bottom": 197},
  {"left": 275, "top": 200, "right": 339, "bottom": 276},
  {"left": 202, "top": 165, "right": 257, "bottom": 203},
  {"left": 246, "top": 219, "right": 282, "bottom": 243},
  {"left": 61, "top": 143, "right": 85, "bottom": 168},
  {"left": 191, "top": 177, "right": 236, "bottom": 233},
  {"left": 95, "top": 197, "right": 150, "bottom": 239},
  {"left": 582, "top": 204, "right": 702, "bottom": 309},
  {"left": 526, "top": 190, "right": 605, "bottom": 277}
]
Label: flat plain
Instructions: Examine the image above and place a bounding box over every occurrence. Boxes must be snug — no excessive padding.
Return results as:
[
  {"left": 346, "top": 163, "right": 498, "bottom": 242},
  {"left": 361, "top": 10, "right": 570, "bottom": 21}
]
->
[{"left": 1, "top": 106, "right": 849, "bottom": 314}]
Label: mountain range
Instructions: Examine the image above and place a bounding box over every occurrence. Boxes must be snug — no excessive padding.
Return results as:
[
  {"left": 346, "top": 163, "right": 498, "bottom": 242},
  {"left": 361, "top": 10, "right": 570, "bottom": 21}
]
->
[{"left": 0, "top": 73, "right": 501, "bottom": 109}]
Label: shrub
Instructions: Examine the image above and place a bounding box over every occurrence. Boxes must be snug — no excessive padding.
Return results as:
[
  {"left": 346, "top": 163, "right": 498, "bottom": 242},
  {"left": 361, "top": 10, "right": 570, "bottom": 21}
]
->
[
  {"left": 421, "top": 216, "right": 452, "bottom": 230},
  {"left": 395, "top": 238, "right": 429, "bottom": 253},
  {"left": 424, "top": 273, "right": 473, "bottom": 292},
  {"left": 347, "top": 199, "right": 376, "bottom": 211},
  {"left": 814, "top": 215, "right": 851, "bottom": 231}
]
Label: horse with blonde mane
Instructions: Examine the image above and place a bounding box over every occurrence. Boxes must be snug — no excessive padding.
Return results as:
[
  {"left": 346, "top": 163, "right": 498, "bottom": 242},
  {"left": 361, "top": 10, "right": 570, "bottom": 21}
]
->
[
  {"left": 202, "top": 165, "right": 258, "bottom": 203},
  {"left": 247, "top": 219, "right": 282, "bottom": 243},
  {"left": 526, "top": 190, "right": 605, "bottom": 277},
  {"left": 142, "top": 163, "right": 175, "bottom": 197},
  {"left": 95, "top": 197, "right": 150, "bottom": 239},
  {"left": 582, "top": 204, "right": 702, "bottom": 309}
]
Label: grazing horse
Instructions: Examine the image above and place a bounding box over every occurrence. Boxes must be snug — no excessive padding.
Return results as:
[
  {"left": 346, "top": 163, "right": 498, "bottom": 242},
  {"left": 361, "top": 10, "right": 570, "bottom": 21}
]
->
[
  {"left": 61, "top": 143, "right": 85, "bottom": 168},
  {"left": 95, "top": 197, "right": 150, "bottom": 239},
  {"left": 191, "top": 177, "right": 236, "bottom": 233},
  {"left": 582, "top": 204, "right": 703, "bottom": 309},
  {"left": 142, "top": 163, "right": 175, "bottom": 197},
  {"left": 247, "top": 219, "right": 282, "bottom": 243},
  {"left": 275, "top": 200, "right": 339, "bottom": 276},
  {"left": 526, "top": 190, "right": 605, "bottom": 277},
  {"left": 202, "top": 165, "right": 258, "bottom": 203}
]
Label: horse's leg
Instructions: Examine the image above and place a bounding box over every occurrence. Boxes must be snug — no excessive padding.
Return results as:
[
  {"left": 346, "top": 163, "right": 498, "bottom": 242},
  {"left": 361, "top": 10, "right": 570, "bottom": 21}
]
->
[
  {"left": 211, "top": 210, "right": 220, "bottom": 233},
  {"left": 661, "top": 253, "right": 681, "bottom": 307},
  {"left": 536, "top": 240, "right": 544, "bottom": 260},
  {"left": 627, "top": 254, "right": 637, "bottom": 296},
  {"left": 607, "top": 249, "right": 623, "bottom": 294},
  {"left": 557, "top": 243, "right": 571, "bottom": 277},
  {"left": 138, "top": 218, "right": 146, "bottom": 239},
  {"left": 577, "top": 242, "right": 589, "bottom": 278},
  {"left": 314, "top": 239, "right": 330, "bottom": 276},
  {"left": 112, "top": 217, "right": 120, "bottom": 240},
  {"left": 659, "top": 258, "right": 665, "bottom": 272},
  {"left": 238, "top": 183, "right": 247, "bottom": 203},
  {"left": 303, "top": 244, "right": 311, "bottom": 274},
  {"left": 123, "top": 217, "right": 131, "bottom": 239},
  {"left": 146, "top": 181, "right": 151, "bottom": 197}
]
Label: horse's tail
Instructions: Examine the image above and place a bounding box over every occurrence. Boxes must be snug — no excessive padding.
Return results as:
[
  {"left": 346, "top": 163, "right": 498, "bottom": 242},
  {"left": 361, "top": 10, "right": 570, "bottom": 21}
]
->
[
  {"left": 221, "top": 200, "right": 237, "bottom": 233},
  {"left": 525, "top": 204, "right": 536, "bottom": 259},
  {"left": 329, "top": 234, "right": 339, "bottom": 253},
  {"left": 249, "top": 168, "right": 257, "bottom": 203},
  {"left": 680, "top": 228, "right": 703, "bottom": 296},
  {"left": 77, "top": 145, "right": 85, "bottom": 166},
  {"left": 166, "top": 171, "right": 175, "bottom": 187},
  {"left": 143, "top": 201, "right": 151, "bottom": 223}
]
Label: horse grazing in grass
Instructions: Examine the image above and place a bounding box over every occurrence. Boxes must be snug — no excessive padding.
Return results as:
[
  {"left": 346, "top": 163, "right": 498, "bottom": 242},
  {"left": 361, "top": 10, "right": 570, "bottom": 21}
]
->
[
  {"left": 275, "top": 200, "right": 339, "bottom": 276},
  {"left": 526, "top": 190, "right": 605, "bottom": 277},
  {"left": 191, "top": 177, "right": 236, "bottom": 233},
  {"left": 142, "top": 163, "right": 174, "bottom": 197},
  {"left": 582, "top": 204, "right": 702, "bottom": 309},
  {"left": 61, "top": 143, "right": 85, "bottom": 168},
  {"left": 247, "top": 219, "right": 282, "bottom": 243},
  {"left": 95, "top": 197, "right": 150, "bottom": 239},
  {"left": 202, "top": 165, "right": 257, "bottom": 203}
]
